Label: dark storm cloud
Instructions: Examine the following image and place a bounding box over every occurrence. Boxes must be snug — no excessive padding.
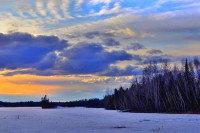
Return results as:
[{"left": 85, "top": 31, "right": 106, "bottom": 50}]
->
[
  {"left": 0, "top": 32, "right": 68, "bottom": 69},
  {"left": 146, "top": 49, "right": 163, "bottom": 55},
  {"left": 126, "top": 43, "right": 146, "bottom": 50}
]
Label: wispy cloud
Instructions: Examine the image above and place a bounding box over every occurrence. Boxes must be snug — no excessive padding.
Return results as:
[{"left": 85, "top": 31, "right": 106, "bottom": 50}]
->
[
  {"left": 75, "top": 0, "right": 85, "bottom": 10},
  {"left": 61, "top": 0, "right": 73, "bottom": 19},
  {"left": 36, "top": 0, "right": 47, "bottom": 16},
  {"left": 80, "top": 2, "right": 122, "bottom": 17}
]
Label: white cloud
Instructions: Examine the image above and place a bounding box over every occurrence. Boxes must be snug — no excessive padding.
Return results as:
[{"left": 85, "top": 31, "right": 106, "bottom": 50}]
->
[
  {"left": 93, "top": 2, "right": 121, "bottom": 15},
  {"left": 47, "top": 0, "right": 63, "bottom": 19},
  {"left": 75, "top": 0, "right": 84, "bottom": 10},
  {"left": 0, "top": 12, "right": 45, "bottom": 35},
  {"left": 36, "top": 0, "right": 47, "bottom": 16},
  {"left": 16, "top": 1, "right": 38, "bottom": 17},
  {"left": 61, "top": 0, "right": 73, "bottom": 19},
  {"left": 21, "top": 0, "right": 73, "bottom": 20},
  {"left": 79, "top": 2, "right": 122, "bottom": 17}
]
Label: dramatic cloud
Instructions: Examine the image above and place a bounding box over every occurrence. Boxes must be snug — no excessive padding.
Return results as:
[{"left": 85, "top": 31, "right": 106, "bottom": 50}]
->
[
  {"left": 0, "top": 32, "right": 68, "bottom": 69},
  {"left": 0, "top": 33, "right": 134, "bottom": 76},
  {"left": 57, "top": 43, "right": 133, "bottom": 74}
]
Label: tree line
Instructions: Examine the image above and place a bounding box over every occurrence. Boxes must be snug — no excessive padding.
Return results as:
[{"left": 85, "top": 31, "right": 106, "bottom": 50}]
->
[
  {"left": 41, "top": 95, "right": 102, "bottom": 109},
  {"left": 0, "top": 97, "right": 103, "bottom": 108},
  {"left": 103, "top": 57, "right": 200, "bottom": 113},
  {"left": 0, "top": 101, "right": 41, "bottom": 107}
]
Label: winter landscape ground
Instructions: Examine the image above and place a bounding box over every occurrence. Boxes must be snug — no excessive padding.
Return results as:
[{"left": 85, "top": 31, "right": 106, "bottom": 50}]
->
[{"left": 0, "top": 107, "right": 200, "bottom": 133}]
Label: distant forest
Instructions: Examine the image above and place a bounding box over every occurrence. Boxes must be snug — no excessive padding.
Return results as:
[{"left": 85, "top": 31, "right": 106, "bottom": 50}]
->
[
  {"left": 1, "top": 57, "right": 200, "bottom": 113},
  {"left": 0, "top": 98, "right": 102, "bottom": 108},
  {"left": 103, "top": 57, "right": 200, "bottom": 113}
]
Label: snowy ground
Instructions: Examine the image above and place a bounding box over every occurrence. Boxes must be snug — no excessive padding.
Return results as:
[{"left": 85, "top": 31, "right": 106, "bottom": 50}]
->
[{"left": 0, "top": 107, "right": 200, "bottom": 133}]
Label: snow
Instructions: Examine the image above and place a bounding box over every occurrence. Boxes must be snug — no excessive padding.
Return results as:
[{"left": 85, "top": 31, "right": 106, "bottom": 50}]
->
[{"left": 0, "top": 107, "right": 200, "bottom": 133}]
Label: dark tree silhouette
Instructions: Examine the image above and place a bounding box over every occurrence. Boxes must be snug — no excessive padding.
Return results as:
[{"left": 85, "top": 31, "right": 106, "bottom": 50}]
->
[
  {"left": 41, "top": 95, "right": 55, "bottom": 109},
  {"left": 103, "top": 57, "right": 200, "bottom": 113}
]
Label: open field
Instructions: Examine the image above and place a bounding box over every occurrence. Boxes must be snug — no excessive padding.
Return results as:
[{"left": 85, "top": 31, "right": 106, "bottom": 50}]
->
[{"left": 0, "top": 107, "right": 200, "bottom": 133}]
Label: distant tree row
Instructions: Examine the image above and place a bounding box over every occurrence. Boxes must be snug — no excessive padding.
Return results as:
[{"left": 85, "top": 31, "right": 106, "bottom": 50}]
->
[
  {"left": 0, "top": 96, "right": 102, "bottom": 108},
  {"left": 40, "top": 96, "right": 103, "bottom": 109},
  {"left": 0, "top": 101, "right": 41, "bottom": 107},
  {"left": 65, "top": 99, "right": 103, "bottom": 108},
  {"left": 103, "top": 57, "right": 200, "bottom": 113}
]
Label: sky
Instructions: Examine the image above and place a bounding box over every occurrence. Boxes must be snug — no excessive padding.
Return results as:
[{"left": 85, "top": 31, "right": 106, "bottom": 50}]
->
[{"left": 0, "top": 0, "right": 200, "bottom": 102}]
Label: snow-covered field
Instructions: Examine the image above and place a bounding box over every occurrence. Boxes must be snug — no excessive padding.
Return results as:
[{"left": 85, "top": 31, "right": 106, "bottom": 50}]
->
[{"left": 0, "top": 107, "right": 200, "bottom": 133}]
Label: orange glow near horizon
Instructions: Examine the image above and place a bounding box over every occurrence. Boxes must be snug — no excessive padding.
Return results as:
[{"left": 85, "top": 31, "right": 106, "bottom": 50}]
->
[
  {"left": 0, "top": 72, "right": 133, "bottom": 97},
  {"left": 0, "top": 74, "right": 63, "bottom": 95},
  {"left": 0, "top": 82, "right": 60, "bottom": 95}
]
